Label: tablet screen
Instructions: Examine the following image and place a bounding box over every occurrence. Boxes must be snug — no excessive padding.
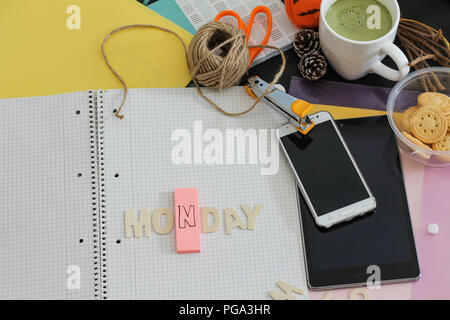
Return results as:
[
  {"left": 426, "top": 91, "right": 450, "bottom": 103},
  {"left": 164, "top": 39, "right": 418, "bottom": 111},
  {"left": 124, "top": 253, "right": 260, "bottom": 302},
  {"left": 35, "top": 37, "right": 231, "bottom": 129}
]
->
[{"left": 299, "top": 116, "right": 420, "bottom": 288}]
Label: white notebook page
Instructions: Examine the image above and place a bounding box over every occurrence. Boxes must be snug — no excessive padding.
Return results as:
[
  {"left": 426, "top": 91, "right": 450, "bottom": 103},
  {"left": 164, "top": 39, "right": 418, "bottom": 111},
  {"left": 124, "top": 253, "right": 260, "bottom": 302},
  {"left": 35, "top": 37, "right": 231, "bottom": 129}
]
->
[
  {"left": 102, "top": 87, "right": 308, "bottom": 299},
  {"left": 0, "top": 92, "right": 96, "bottom": 299}
]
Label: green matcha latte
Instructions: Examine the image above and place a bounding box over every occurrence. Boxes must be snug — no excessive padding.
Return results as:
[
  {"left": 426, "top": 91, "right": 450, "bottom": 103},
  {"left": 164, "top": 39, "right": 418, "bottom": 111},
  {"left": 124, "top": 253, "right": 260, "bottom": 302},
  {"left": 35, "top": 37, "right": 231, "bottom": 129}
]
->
[{"left": 325, "top": 0, "right": 393, "bottom": 41}]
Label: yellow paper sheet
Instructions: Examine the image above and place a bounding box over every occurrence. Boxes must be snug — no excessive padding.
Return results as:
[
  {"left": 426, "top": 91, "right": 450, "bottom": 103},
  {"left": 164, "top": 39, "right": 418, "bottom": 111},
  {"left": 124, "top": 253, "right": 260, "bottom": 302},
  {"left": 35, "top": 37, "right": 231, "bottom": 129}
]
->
[
  {"left": 311, "top": 104, "right": 386, "bottom": 119},
  {"left": 0, "top": 0, "right": 192, "bottom": 98}
]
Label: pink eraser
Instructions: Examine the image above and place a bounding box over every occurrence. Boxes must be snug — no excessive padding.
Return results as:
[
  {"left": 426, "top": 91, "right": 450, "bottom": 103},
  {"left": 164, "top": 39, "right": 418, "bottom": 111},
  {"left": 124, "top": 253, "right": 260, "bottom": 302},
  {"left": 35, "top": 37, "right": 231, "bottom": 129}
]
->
[{"left": 174, "top": 188, "right": 201, "bottom": 253}]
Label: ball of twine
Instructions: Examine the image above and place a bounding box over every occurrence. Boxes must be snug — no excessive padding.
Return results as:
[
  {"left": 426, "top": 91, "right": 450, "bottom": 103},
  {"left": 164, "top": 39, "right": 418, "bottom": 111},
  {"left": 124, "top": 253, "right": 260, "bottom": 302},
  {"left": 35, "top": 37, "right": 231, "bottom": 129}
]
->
[{"left": 187, "top": 22, "right": 249, "bottom": 90}]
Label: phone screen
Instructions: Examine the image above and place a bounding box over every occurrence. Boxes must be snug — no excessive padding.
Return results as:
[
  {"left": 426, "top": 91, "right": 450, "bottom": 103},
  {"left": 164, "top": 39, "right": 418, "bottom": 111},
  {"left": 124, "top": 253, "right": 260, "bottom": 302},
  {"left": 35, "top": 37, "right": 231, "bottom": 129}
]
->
[{"left": 280, "top": 120, "right": 369, "bottom": 216}]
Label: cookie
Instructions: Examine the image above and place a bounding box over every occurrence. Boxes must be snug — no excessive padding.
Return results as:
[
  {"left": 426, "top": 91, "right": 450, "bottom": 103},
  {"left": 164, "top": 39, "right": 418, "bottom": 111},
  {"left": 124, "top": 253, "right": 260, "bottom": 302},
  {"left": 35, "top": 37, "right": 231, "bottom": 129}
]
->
[
  {"left": 400, "top": 106, "right": 418, "bottom": 132},
  {"left": 432, "top": 134, "right": 450, "bottom": 152},
  {"left": 393, "top": 112, "right": 406, "bottom": 132},
  {"left": 410, "top": 106, "right": 448, "bottom": 144},
  {"left": 402, "top": 131, "right": 432, "bottom": 160},
  {"left": 402, "top": 131, "right": 433, "bottom": 150},
  {"left": 417, "top": 92, "right": 450, "bottom": 111},
  {"left": 432, "top": 134, "right": 450, "bottom": 163},
  {"left": 445, "top": 111, "right": 450, "bottom": 130}
]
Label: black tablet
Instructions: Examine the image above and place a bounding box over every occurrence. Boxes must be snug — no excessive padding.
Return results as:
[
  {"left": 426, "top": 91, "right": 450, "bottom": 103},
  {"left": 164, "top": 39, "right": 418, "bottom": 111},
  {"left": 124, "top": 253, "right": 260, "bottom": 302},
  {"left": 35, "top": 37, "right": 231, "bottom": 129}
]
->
[{"left": 298, "top": 115, "right": 420, "bottom": 289}]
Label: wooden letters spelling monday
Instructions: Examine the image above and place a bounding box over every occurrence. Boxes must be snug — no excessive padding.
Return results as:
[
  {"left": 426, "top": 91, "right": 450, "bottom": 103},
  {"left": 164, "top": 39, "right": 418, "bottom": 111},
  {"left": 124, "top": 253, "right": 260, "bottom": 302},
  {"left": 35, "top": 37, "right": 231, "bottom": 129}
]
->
[{"left": 124, "top": 188, "right": 262, "bottom": 254}]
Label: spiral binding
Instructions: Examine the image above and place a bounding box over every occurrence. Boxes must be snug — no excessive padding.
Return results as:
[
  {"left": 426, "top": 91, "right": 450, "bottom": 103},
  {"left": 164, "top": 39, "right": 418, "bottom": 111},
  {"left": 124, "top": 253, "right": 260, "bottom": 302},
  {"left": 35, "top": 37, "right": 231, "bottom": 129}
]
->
[
  {"left": 88, "top": 90, "right": 107, "bottom": 300},
  {"left": 97, "top": 90, "right": 108, "bottom": 300},
  {"left": 88, "top": 90, "right": 100, "bottom": 299}
]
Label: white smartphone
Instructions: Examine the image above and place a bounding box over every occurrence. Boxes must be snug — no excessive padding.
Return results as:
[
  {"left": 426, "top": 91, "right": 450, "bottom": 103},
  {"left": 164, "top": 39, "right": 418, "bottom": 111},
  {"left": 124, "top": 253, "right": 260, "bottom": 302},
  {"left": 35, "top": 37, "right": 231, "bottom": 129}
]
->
[{"left": 277, "top": 111, "right": 376, "bottom": 228}]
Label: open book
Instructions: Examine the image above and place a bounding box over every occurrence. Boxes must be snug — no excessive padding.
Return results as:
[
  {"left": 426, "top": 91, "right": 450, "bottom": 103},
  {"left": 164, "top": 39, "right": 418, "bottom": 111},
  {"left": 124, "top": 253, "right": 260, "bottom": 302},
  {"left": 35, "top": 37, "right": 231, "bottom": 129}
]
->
[{"left": 0, "top": 87, "right": 307, "bottom": 299}]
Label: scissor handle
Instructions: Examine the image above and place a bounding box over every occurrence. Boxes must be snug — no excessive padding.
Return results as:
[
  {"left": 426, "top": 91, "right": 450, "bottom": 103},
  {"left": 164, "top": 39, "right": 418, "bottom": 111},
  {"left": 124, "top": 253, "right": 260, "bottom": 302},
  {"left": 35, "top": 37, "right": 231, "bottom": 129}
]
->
[
  {"left": 247, "top": 6, "right": 272, "bottom": 46},
  {"left": 247, "top": 6, "right": 273, "bottom": 64},
  {"left": 215, "top": 6, "right": 273, "bottom": 65},
  {"left": 214, "top": 10, "right": 246, "bottom": 31}
]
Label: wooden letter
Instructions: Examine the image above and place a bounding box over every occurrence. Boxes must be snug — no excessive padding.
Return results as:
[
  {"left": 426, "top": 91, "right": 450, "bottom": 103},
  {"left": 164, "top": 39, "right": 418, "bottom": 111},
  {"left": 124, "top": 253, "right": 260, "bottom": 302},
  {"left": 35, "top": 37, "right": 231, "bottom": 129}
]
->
[
  {"left": 201, "top": 207, "right": 220, "bottom": 233},
  {"left": 269, "top": 281, "right": 304, "bottom": 300},
  {"left": 241, "top": 204, "right": 262, "bottom": 230},
  {"left": 152, "top": 208, "right": 174, "bottom": 235},
  {"left": 125, "top": 209, "right": 151, "bottom": 238},
  {"left": 224, "top": 208, "right": 246, "bottom": 235},
  {"left": 349, "top": 288, "right": 371, "bottom": 300}
]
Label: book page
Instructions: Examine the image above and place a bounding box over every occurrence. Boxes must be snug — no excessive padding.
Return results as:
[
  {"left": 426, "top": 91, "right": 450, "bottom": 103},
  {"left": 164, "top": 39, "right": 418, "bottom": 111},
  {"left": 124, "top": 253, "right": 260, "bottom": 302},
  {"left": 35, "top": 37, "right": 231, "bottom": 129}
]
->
[
  {"left": 101, "top": 87, "right": 308, "bottom": 299},
  {"left": 0, "top": 92, "right": 97, "bottom": 299}
]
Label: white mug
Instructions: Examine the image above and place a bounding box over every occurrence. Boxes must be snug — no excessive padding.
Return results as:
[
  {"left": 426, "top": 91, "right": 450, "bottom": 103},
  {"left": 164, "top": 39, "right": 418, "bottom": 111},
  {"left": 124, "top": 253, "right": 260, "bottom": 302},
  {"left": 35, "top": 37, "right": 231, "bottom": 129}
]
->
[{"left": 319, "top": 0, "right": 409, "bottom": 81}]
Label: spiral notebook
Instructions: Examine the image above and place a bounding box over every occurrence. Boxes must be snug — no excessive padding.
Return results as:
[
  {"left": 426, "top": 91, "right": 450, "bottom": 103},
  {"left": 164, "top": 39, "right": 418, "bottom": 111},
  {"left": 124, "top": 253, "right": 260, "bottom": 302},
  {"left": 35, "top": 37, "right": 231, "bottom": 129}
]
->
[{"left": 0, "top": 87, "right": 307, "bottom": 300}]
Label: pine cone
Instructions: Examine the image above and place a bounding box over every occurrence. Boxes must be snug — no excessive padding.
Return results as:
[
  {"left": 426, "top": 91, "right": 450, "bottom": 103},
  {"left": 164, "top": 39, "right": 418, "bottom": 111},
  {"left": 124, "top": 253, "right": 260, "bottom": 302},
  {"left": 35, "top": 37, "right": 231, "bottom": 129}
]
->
[
  {"left": 293, "top": 29, "right": 320, "bottom": 57},
  {"left": 298, "top": 51, "right": 327, "bottom": 81}
]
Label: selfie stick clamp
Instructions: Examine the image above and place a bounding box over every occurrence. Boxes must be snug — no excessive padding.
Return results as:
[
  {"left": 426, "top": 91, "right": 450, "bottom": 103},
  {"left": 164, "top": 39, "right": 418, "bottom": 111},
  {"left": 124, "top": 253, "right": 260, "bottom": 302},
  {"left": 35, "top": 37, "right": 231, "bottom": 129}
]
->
[{"left": 245, "top": 76, "right": 315, "bottom": 135}]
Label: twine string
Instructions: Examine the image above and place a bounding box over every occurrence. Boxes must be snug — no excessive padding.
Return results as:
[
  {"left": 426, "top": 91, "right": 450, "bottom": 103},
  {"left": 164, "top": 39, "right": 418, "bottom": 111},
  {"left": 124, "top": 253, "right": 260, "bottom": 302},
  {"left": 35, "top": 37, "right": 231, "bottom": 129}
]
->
[
  {"left": 101, "top": 24, "right": 190, "bottom": 119},
  {"left": 101, "top": 23, "right": 286, "bottom": 119}
]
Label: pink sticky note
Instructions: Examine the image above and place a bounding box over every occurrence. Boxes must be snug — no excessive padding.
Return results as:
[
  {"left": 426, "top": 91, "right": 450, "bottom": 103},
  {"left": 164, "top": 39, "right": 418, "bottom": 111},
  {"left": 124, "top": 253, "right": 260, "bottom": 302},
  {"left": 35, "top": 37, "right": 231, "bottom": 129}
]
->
[{"left": 174, "top": 188, "right": 201, "bottom": 253}]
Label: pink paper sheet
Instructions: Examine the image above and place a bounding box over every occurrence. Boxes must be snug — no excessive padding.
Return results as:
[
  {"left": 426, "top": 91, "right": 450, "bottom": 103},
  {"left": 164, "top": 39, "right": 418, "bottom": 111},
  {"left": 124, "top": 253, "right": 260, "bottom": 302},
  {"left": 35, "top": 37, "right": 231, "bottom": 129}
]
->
[{"left": 411, "top": 166, "right": 450, "bottom": 299}]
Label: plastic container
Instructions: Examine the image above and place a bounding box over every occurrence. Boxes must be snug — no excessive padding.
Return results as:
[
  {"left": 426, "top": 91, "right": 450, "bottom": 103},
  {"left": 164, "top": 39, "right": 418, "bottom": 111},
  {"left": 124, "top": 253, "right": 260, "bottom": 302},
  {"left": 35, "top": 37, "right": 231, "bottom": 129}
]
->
[{"left": 387, "top": 67, "right": 450, "bottom": 167}]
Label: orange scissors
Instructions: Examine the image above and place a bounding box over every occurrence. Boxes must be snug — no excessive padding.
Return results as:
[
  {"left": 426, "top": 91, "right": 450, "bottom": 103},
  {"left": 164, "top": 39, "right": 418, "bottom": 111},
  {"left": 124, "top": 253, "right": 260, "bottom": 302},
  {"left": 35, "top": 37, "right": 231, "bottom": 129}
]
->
[{"left": 215, "top": 6, "right": 272, "bottom": 65}]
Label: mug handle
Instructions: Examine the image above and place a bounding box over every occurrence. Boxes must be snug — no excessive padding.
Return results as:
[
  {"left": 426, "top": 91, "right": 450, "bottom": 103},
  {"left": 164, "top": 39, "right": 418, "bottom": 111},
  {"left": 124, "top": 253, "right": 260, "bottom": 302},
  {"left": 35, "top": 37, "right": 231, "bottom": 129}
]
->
[{"left": 370, "top": 42, "right": 410, "bottom": 81}]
